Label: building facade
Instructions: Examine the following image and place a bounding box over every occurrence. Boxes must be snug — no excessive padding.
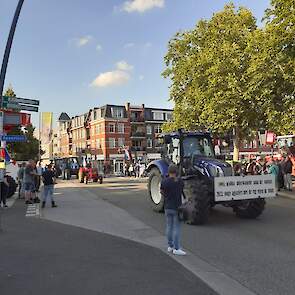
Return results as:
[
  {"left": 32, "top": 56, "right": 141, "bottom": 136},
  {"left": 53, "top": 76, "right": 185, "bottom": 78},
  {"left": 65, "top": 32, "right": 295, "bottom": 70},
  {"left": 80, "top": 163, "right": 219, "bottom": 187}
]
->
[{"left": 56, "top": 102, "right": 173, "bottom": 174}]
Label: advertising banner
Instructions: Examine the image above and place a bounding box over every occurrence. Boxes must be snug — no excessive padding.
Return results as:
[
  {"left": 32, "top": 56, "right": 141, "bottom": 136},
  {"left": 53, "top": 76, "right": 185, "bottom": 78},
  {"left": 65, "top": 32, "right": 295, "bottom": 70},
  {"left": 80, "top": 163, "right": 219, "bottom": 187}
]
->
[{"left": 41, "top": 112, "right": 53, "bottom": 144}]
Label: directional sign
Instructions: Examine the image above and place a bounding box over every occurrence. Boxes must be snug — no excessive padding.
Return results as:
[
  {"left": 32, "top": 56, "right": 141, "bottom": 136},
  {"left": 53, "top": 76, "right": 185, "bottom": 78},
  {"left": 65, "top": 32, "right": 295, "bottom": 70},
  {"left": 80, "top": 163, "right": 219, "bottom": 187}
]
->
[
  {"left": 3, "top": 96, "right": 39, "bottom": 106},
  {"left": 0, "top": 135, "right": 27, "bottom": 142},
  {"left": 19, "top": 104, "right": 39, "bottom": 112}
]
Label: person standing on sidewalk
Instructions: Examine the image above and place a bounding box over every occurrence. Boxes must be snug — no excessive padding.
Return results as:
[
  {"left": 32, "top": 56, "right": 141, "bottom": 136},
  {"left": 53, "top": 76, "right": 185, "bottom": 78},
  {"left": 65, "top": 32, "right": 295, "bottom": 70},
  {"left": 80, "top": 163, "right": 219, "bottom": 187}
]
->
[
  {"left": 17, "top": 162, "right": 26, "bottom": 199},
  {"left": 42, "top": 164, "right": 57, "bottom": 208},
  {"left": 24, "top": 160, "right": 40, "bottom": 205},
  {"left": 283, "top": 155, "right": 293, "bottom": 191},
  {"left": 160, "top": 164, "right": 186, "bottom": 256}
]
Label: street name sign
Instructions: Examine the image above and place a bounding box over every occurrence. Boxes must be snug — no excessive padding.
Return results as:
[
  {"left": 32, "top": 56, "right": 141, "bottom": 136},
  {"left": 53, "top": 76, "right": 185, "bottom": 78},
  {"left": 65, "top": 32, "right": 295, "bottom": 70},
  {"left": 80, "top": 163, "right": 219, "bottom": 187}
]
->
[
  {"left": 2, "top": 96, "right": 39, "bottom": 112},
  {"left": 0, "top": 135, "right": 27, "bottom": 142},
  {"left": 18, "top": 104, "right": 39, "bottom": 112}
]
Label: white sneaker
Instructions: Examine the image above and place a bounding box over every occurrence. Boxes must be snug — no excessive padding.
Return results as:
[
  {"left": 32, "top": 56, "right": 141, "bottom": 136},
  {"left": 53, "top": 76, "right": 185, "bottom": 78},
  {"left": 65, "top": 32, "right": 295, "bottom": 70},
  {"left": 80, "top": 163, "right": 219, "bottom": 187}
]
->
[
  {"left": 173, "top": 249, "right": 186, "bottom": 256},
  {"left": 167, "top": 247, "right": 174, "bottom": 253}
]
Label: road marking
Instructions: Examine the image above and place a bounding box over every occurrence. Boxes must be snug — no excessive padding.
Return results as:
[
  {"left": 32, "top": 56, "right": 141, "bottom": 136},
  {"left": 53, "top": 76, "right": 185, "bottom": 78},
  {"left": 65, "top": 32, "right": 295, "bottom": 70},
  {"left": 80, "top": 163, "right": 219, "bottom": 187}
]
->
[{"left": 25, "top": 204, "right": 40, "bottom": 218}]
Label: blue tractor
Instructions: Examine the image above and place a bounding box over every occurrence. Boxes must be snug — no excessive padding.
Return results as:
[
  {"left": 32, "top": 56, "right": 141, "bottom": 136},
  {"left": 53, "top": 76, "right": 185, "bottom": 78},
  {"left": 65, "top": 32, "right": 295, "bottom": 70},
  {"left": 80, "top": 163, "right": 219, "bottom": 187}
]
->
[{"left": 147, "top": 130, "right": 266, "bottom": 225}]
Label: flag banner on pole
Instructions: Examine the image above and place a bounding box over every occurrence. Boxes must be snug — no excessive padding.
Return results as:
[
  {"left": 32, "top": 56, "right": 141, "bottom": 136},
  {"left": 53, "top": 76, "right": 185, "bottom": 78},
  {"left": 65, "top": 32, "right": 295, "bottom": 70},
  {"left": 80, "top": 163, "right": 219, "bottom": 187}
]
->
[{"left": 41, "top": 112, "right": 53, "bottom": 144}]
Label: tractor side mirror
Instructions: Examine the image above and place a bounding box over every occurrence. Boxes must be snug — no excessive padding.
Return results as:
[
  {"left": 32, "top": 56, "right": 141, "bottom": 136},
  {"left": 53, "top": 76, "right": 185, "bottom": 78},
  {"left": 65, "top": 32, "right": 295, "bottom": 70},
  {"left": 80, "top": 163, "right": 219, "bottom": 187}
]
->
[{"left": 164, "top": 135, "right": 172, "bottom": 144}]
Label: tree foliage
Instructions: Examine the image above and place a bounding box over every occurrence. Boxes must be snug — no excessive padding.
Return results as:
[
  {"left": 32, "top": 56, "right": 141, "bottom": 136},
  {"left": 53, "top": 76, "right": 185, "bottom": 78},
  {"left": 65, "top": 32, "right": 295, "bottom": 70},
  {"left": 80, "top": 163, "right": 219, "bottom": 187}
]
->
[
  {"left": 251, "top": 0, "right": 295, "bottom": 134},
  {"left": 163, "top": 4, "right": 263, "bottom": 140},
  {"left": 163, "top": 2, "right": 295, "bottom": 159}
]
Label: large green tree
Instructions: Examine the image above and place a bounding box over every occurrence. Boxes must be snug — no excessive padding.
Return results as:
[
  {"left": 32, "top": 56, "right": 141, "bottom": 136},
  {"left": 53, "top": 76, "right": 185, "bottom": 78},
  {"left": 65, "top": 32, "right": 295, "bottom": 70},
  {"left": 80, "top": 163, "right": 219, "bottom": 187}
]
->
[
  {"left": 248, "top": 0, "right": 295, "bottom": 135},
  {"left": 3, "top": 87, "right": 41, "bottom": 161},
  {"left": 163, "top": 4, "right": 265, "bottom": 160}
]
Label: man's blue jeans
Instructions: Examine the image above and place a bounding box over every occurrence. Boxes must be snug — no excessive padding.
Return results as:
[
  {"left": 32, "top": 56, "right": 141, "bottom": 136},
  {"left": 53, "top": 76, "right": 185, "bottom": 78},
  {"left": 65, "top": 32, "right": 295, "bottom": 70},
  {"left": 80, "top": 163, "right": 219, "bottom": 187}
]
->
[
  {"left": 165, "top": 209, "right": 180, "bottom": 250},
  {"left": 43, "top": 185, "right": 54, "bottom": 203}
]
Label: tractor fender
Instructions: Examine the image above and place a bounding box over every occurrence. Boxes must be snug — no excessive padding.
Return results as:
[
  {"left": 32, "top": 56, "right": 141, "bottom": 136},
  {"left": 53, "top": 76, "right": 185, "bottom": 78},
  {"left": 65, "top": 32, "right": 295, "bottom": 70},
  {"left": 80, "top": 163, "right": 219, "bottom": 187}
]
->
[{"left": 146, "top": 160, "right": 169, "bottom": 177}]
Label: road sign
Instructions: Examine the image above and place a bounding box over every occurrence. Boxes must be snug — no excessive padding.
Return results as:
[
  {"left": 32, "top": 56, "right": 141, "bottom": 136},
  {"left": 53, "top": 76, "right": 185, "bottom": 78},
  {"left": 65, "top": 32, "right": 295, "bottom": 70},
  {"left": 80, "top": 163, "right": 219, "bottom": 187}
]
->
[
  {"left": 2, "top": 96, "right": 39, "bottom": 112},
  {"left": 3, "top": 96, "right": 39, "bottom": 106},
  {"left": 0, "top": 135, "right": 26, "bottom": 142},
  {"left": 18, "top": 104, "right": 38, "bottom": 112}
]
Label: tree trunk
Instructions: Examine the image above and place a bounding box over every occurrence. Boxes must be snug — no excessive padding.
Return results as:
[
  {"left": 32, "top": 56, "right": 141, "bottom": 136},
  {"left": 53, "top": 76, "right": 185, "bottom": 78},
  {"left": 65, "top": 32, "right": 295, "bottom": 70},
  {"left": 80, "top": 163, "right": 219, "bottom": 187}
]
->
[{"left": 233, "top": 128, "right": 240, "bottom": 162}]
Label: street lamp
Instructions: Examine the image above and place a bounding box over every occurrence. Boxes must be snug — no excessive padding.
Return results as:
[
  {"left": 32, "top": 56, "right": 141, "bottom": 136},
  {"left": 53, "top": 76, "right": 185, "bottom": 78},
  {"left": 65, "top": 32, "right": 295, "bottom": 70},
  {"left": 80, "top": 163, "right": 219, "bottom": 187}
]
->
[{"left": 0, "top": 0, "right": 25, "bottom": 104}]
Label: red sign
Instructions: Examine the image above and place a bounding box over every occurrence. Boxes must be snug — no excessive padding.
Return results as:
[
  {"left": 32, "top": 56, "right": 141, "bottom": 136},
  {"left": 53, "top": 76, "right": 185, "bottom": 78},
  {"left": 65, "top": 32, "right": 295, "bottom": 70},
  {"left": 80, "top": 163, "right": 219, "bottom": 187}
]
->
[{"left": 0, "top": 109, "right": 31, "bottom": 128}]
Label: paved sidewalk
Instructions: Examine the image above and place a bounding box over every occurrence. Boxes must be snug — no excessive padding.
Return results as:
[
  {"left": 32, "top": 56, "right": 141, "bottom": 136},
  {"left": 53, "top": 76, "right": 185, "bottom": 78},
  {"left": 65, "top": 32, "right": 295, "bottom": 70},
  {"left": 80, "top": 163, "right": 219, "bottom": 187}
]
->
[{"left": 0, "top": 200, "right": 216, "bottom": 295}]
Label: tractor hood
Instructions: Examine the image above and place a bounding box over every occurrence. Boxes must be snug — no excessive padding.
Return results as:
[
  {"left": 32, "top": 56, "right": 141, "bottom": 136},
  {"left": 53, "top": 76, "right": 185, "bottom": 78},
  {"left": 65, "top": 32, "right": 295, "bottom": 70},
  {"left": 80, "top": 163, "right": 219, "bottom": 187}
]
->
[{"left": 193, "top": 156, "right": 233, "bottom": 177}]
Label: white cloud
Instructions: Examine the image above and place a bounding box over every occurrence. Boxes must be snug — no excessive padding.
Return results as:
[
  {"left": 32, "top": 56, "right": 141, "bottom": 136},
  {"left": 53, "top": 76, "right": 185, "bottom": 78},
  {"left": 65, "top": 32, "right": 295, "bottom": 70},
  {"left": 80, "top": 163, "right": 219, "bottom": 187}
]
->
[
  {"left": 139, "top": 75, "right": 144, "bottom": 81},
  {"left": 124, "top": 42, "right": 135, "bottom": 48},
  {"left": 96, "top": 44, "right": 103, "bottom": 51},
  {"left": 116, "top": 60, "right": 134, "bottom": 71},
  {"left": 75, "top": 35, "right": 93, "bottom": 47},
  {"left": 123, "top": 0, "right": 165, "bottom": 13},
  {"left": 90, "top": 70, "right": 130, "bottom": 88}
]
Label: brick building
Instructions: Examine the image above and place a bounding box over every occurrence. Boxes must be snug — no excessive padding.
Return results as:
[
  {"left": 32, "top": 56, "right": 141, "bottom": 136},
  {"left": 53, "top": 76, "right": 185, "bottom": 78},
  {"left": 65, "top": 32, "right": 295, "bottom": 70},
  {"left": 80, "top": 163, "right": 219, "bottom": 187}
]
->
[{"left": 57, "top": 102, "right": 173, "bottom": 174}]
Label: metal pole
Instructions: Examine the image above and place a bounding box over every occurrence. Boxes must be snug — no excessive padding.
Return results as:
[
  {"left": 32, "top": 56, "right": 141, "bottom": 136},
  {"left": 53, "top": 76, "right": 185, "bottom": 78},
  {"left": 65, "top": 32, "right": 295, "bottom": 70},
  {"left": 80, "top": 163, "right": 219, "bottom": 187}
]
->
[
  {"left": 0, "top": 0, "right": 25, "bottom": 104},
  {"left": 0, "top": 0, "right": 24, "bottom": 232}
]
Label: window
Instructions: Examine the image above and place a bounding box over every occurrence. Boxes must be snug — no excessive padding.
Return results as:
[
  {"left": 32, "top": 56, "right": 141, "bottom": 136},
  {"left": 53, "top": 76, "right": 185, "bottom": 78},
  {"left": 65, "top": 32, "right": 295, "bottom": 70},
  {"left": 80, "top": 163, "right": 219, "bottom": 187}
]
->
[
  {"left": 95, "top": 125, "right": 101, "bottom": 134},
  {"left": 93, "top": 111, "right": 97, "bottom": 120},
  {"left": 147, "top": 138, "right": 153, "bottom": 148},
  {"left": 146, "top": 125, "right": 152, "bottom": 135},
  {"left": 118, "top": 138, "right": 125, "bottom": 147},
  {"left": 155, "top": 124, "right": 162, "bottom": 134},
  {"left": 166, "top": 112, "right": 173, "bottom": 121},
  {"left": 111, "top": 107, "right": 124, "bottom": 118},
  {"left": 109, "top": 138, "right": 116, "bottom": 148},
  {"left": 153, "top": 112, "right": 164, "bottom": 121},
  {"left": 81, "top": 129, "right": 85, "bottom": 139},
  {"left": 96, "top": 139, "right": 101, "bottom": 149},
  {"left": 109, "top": 123, "right": 115, "bottom": 133},
  {"left": 118, "top": 123, "right": 124, "bottom": 133}
]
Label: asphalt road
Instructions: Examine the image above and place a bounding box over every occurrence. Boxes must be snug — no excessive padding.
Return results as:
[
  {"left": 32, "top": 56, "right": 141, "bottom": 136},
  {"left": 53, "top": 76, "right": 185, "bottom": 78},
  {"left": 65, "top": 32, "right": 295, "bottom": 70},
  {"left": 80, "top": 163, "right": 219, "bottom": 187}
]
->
[
  {"left": 86, "top": 177, "right": 295, "bottom": 295},
  {"left": 0, "top": 201, "right": 216, "bottom": 295}
]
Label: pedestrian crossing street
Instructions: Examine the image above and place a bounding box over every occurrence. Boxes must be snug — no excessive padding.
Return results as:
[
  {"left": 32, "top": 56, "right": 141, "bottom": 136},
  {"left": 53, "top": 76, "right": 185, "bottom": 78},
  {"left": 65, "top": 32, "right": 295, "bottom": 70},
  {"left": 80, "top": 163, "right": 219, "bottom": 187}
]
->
[{"left": 25, "top": 203, "right": 40, "bottom": 217}]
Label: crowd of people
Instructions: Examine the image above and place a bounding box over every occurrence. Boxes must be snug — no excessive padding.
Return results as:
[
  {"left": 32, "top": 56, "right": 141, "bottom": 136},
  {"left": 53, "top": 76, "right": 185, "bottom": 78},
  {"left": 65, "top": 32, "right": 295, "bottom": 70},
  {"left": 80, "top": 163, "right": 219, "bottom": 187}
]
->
[
  {"left": 124, "top": 161, "right": 147, "bottom": 178},
  {"left": 234, "top": 155, "right": 294, "bottom": 192},
  {"left": 1, "top": 160, "right": 58, "bottom": 209}
]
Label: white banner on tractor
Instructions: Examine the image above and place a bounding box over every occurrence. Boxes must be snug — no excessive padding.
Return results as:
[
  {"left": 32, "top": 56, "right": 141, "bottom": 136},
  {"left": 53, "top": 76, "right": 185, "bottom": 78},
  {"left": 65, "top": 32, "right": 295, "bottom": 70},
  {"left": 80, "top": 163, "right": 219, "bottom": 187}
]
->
[{"left": 214, "top": 175, "right": 276, "bottom": 202}]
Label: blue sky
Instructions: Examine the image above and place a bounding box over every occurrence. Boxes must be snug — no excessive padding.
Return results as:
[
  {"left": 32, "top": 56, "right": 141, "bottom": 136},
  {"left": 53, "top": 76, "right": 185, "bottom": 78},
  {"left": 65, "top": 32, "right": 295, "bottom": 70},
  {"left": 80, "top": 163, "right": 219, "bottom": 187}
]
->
[{"left": 0, "top": 0, "right": 270, "bottom": 126}]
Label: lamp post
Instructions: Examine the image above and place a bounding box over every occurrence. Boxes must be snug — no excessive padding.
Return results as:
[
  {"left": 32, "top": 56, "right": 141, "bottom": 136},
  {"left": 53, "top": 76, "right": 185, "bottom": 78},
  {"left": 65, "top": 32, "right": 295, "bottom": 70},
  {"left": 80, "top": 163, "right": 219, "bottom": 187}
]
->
[
  {"left": 0, "top": 0, "right": 25, "bottom": 104},
  {"left": 0, "top": 0, "right": 24, "bottom": 231}
]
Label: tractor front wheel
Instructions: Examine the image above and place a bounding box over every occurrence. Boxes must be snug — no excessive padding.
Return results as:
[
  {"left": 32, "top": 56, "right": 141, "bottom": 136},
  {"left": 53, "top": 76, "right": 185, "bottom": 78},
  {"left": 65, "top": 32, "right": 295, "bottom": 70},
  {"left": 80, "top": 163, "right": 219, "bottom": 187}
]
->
[
  {"left": 233, "top": 199, "right": 265, "bottom": 219},
  {"left": 186, "top": 179, "right": 210, "bottom": 225},
  {"left": 148, "top": 168, "right": 164, "bottom": 212}
]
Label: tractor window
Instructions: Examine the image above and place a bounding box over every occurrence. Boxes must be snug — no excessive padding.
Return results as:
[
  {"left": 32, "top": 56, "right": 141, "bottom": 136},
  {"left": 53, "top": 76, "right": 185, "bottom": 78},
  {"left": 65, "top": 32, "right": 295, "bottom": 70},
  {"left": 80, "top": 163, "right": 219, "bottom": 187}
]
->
[{"left": 183, "top": 137, "right": 214, "bottom": 158}]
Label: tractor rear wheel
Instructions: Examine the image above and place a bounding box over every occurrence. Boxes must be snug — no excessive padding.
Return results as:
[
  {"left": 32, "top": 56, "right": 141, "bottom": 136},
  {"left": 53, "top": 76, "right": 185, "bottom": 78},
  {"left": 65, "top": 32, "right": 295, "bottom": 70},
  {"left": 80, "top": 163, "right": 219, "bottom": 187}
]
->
[
  {"left": 186, "top": 179, "right": 210, "bottom": 225},
  {"left": 233, "top": 199, "right": 265, "bottom": 219},
  {"left": 148, "top": 168, "right": 164, "bottom": 212}
]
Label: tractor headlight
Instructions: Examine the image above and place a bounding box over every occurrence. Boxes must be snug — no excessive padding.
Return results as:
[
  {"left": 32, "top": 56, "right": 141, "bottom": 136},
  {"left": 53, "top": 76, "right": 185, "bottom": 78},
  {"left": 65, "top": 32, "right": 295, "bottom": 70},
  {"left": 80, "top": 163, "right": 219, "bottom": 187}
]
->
[{"left": 208, "top": 165, "right": 224, "bottom": 177}]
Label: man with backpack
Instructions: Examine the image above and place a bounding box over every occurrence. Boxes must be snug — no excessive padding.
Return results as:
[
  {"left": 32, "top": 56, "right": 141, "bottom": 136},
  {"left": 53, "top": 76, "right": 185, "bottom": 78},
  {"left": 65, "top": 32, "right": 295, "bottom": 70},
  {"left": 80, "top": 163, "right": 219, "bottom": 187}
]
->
[{"left": 160, "top": 164, "right": 186, "bottom": 256}]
